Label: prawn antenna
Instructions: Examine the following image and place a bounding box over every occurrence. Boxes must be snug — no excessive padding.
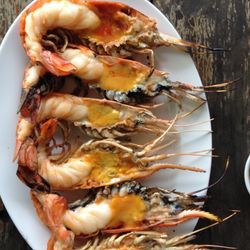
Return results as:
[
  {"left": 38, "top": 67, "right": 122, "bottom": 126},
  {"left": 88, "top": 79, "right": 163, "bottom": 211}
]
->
[{"left": 189, "top": 157, "right": 230, "bottom": 195}]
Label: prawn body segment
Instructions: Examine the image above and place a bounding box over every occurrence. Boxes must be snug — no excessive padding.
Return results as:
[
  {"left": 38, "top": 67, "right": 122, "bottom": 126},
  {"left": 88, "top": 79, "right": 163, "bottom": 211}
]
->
[
  {"left": 17, "top": 120, "right": 205, "bottom": 190},
  {"left": 39, "top": 144, "right": 205, "bottom": 189},
  {"left": 20, "top": 0, "right": 100, "bottom": 62},
  {"left": 35, "top": 93, "right": 171, "bottom": 138},
  {"left": 40, "top": 47, "right": 231, "bottom": 104},
  {"left": 21, "top": 0, "right": 225, "bottom": 67},
  {"left": 15, "top": 91, "right": 171, "bottom": 157},
  {"left": 14, "top": 93, "right": 174, "bottom": 174},
  {"left": 31, "top": 181, "right": 219, "bottom": 248},
  {"left": 41, "top": 47, "right": 172, "bottom": 104},
  {"left": 14, "top": 116, "right": 35, "bottom": 161}
]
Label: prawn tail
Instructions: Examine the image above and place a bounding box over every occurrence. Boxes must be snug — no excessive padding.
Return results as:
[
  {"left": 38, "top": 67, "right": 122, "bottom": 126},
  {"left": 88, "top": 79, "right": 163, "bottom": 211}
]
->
[
  {"left": 41, "top": 50, "right": 76, "bottom": 76},
  {"left": 17, "top": 165, "right": 51, "bottom": 193},
  {"left": 48, "top": 227, "right": 75, "bottom": 250}
]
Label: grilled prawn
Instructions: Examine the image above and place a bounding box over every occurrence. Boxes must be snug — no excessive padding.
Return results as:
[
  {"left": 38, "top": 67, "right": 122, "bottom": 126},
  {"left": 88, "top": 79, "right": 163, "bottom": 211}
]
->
[
  {"left": 28, "top": 45, "right": 231, "bottom": 104},
  {"left": 34, "top": 93, "right": 171, "bottom": 137},
  {"left": 20, "top": 0, "right": 225, "bottom": 67},
  {"left": 31, "top": 181, "right": 219, "bottom": 249},
  {"left": 14, "top": 91, "right": 175, "bottom": 159},
  {"left": 17, "top": 120, "right": 207, "bottom": 190}
]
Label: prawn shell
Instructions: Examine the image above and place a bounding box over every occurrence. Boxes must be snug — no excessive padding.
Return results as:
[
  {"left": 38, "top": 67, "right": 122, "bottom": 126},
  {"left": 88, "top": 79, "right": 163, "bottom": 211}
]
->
[
  {"left": 80, "top": 1, "right": 157, "bottom": 46},
  {"left": 20, "top": 0, "right": 157, "bottom": 63},
  {"left": 31, "top": 190, "right": 67, "bottom": 231},
  {"left": 35, "top": 93, "right": 155, "bottom": 132},
  {"left": 31, "top": 184, "right": 219, "bottom": 240},
  {"left": 20, "top": 0, "right": 50, "bottom": 60}
]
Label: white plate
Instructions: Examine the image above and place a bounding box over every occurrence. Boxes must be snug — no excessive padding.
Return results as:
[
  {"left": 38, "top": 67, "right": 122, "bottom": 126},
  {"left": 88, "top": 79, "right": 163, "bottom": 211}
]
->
[{"left": 0, "top": 0, "right": 212, "bottom": 249}]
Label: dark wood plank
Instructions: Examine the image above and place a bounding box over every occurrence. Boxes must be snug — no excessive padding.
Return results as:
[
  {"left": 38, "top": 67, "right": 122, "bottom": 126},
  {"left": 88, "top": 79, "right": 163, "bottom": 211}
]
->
[
  {"left": 0, "top": 209, "right": 31, "bottom": 250},
  {"left": 0, "top": 0, "right": 31, "bottom": 42},
  {"left": 0, "top": 0, "right": 249, "bottom": 249},
  {"left": 0, "top": 199, "right": 4, "bottom": 213},
  {"left": 152, "top": 0, "right": 250, "bottom": 248}
]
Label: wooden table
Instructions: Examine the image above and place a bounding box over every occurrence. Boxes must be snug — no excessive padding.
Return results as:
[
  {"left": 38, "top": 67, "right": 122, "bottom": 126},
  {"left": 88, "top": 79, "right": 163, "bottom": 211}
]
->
[{"left": 0, "top": 0, "right": 249, "bottom": 249}]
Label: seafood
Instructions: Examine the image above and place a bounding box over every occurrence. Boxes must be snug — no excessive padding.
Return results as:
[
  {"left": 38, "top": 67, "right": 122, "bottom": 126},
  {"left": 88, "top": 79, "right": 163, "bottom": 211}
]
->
[
  {"left": 19, "top": 62, "right": 88, "bottom": 113},
  {"left": 14, "top": 115, "right": 35, "bottom": 161},
  {"left": 15, "top": 3, "right": 233, "bottom": 249},
  {"left": 17, "top": 120, "right": 207, "bottom": 190},
  {"left": 22, "top": 63, "right": 46, "bottom": 96},
  {"left": 77, "top": 231, "right": 236, "bottom": 250},
  {"left": 20, "top": 0, "right": 225, "bottom": 67},
  {"left": 29, "top": 45, "right": 231, "bottom": 104},
  {"left": 18, "top": 92, "right": 175, "bottom": 143},
  {"left": 77, "top": 210, "right": 238, "bottom": 249},
  {"left": 20, "top": 0, "right": 231, "bottom": 105},
  {"left": 14, "top": 86, "right": 178, "bottom": 161},
  {"left": 31, "top": 181, "right": 219, "bottom": 249}
]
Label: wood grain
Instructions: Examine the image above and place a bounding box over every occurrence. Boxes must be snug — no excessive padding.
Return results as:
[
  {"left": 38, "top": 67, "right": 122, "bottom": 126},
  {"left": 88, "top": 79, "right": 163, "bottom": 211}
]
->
[
  {"left": 0, "top": 0, "right": 249, "bottom": 249},
  {"left": 152, "top": 0, "right": 250, "bottom": 249}
]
